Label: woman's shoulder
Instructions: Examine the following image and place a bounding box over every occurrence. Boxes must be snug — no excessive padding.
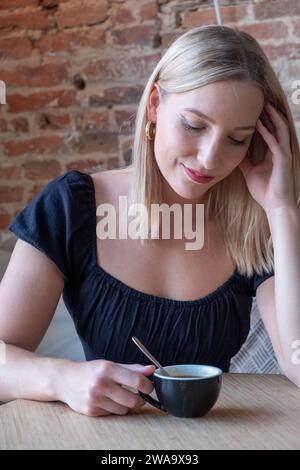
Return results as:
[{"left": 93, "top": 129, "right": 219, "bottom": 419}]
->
[
  {"left": 90, "top": 166, "right": 133, "bottom": 205},
  {"left": 90, "top": 166, "right": 133, "bottom": 186},
  {"left": 41, "top": 167, "right": 132, "bottom": 203}
]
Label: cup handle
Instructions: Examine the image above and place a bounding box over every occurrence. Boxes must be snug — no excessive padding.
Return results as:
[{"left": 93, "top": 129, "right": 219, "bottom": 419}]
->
[{"left": 139, "top": 391, "right": 167, "bottom": 412}]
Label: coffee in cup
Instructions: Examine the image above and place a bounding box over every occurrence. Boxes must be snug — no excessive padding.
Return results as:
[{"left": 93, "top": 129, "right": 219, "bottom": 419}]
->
[{"left": 139, "top": 364, "right": 222, "bottom": 418}]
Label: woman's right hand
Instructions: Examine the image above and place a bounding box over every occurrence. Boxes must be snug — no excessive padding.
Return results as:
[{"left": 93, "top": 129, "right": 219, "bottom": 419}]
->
[{"left": 57, "top": 359, "right": 156, "bottom": 417}]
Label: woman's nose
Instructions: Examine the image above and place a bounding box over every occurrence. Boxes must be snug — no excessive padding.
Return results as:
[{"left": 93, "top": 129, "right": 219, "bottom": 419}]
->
[{"left": 196, "top": 141, "right": 222, "bottom": 170}]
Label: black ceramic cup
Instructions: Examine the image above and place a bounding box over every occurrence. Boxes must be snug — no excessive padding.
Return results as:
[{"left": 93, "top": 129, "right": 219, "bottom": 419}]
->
[{"left": 139, "top": 364, "right": 222, "bottom": 418}]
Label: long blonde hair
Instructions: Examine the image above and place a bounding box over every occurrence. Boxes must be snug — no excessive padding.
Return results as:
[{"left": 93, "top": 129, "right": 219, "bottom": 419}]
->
[{"left": 126, "top": 25, "right": 300, "bottom": 277}]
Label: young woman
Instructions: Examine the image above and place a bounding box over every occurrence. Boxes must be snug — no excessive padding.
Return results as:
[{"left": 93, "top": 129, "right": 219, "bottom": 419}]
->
[{"left": 0, "top": 25, "right": 299, "bottom": 417}]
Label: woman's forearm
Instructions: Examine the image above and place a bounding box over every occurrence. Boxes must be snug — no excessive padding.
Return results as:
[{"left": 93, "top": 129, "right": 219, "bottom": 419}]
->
[
  {"left": 267, "top": 205, "right": 300, "bottom": 384},
  {"left": 0, "top": 343, "right": 69, "bottom": 403}
]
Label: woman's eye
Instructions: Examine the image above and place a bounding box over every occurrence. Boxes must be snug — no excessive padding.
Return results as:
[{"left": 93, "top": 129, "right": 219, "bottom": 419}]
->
[
  {"left": 230, "top": 138, "right": 247, "bottom": 146},
  {"left": 181, "top": 118, "right": 247, "bottom": 146},
  {"left": 181, "top": 119, "right": 204, "bottom": 132}
]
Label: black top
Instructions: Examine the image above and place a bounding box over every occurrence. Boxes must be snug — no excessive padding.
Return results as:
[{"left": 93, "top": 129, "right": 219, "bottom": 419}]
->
[{"left": 8, "top": 170, "right": 274, "bottom": 372}]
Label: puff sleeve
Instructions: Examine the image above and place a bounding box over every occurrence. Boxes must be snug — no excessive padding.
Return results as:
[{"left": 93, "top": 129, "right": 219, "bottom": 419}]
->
[
  {"left": 250, "top": 269, "right": 274, "bottom": 297},
  {"left": 8, "top": 172, "right": 74, "bottom": 283}
]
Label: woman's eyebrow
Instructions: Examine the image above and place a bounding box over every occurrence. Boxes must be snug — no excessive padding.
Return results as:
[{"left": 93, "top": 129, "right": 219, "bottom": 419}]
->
[{"left": 183, "top": 108, "right": 256, "bottom": 130}]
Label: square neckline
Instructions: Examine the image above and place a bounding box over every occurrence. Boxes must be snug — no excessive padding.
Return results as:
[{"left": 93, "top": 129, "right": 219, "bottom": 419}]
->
[{"left": 83, "top": 171, "right": 240, "bottom": 307}]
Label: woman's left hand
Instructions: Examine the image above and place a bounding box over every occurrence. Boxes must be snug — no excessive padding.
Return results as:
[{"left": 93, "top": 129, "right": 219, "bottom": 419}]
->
[{"left": 239, "top": 102, "right": 295, "bottom": 212}]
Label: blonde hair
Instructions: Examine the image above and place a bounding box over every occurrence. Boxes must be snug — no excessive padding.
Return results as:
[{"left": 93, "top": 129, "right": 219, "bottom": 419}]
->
[{"left": 126, "top": 25, "right": 300, "bottom": 277}]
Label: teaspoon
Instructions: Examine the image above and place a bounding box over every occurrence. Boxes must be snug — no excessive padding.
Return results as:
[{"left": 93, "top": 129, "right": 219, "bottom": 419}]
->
[{"left": 132, "top": 336, "right": 171, "bottom": 377}]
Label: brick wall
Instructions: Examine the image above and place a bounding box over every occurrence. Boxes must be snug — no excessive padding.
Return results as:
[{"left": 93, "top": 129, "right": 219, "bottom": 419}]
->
[{"left": 0, "top": 0, "right": 299, "bottom": 237}]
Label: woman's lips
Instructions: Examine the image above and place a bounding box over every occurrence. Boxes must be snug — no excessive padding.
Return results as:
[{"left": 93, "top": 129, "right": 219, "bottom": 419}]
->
[{"left": 181, "top": 164, "right": 215, "bottom": 184}]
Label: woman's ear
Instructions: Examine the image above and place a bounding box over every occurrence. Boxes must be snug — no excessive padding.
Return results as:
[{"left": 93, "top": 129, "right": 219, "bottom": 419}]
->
[{"left": 146, "top": 83, "right": 162, "bottom": 123}]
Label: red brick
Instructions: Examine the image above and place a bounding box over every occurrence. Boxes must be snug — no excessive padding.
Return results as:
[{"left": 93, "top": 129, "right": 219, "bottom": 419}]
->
[
  {"left": 106, "top": 156, "right": 120, "bottom": 170},
  {"left": 0, "top": 186, "right": 23, "bottom": 203},
  {"left": 66, "top": 159, "right": 101, "bottom": 172},
  {"left": 2, "top": 63, "right": 68, "bottom": 88},
  {"left": 66, "top": 156, "right": 120, "bottom": 172},
  {"left": 69, "top": 132, "right": 118, "bottom": 154},
  {"left": 0, "top": 1, "right": 38, "bottom": 9},
  {"left": 38, "top": 112, "right": 71, "bottom": 130},
  {"left": 241, "top": 22, "right": 288, "bottom": 41},
  {"left": 0, "top": 36, "right": 32, "bottom": 59},
  {"left": 121, "top": 138, "right": 133, "bottom": 165},
  {"left": 0, "top": 213, "right": 11, "bottom": 230},
  {"left": 37, "top": 28, "right": 105, "bottom": 54},
  {"left": 0, "top": 166, "right": 22, "bottom": 179},
  {"left": 262, "top": 43, "right": 300, "bottom": 61},
  {"left": 41, "top": 0, "right": 59, "bottom": 7},
  {"left": 26, "top": 184, "right": 45, "bottom": 203},
  {"left": 11, "top": 118, "right": 29, "bottom": 133},
  {"left": 161, "top": 31, "right": 181, "bottom": 49},
  {"left": 254, "top": 0, "right": 300, "bottom": 20},
  {"left": 74, "top": 111, "right": 110, "bottom": 131},
  {"left": 292, "top": 19, "right": 300, "bottom": 37},
  {"left": 55, "top": 0, "right": 108, "bottom": 29},
  {"left": 0, "top": 8, "right": 55, "bottom": 34},
  {"left": 0, "top": 118, "right": 8, "bottom": 131},
  {"left": 140, "top": 1, "right": 158, "bottom": 21},
  {"left": 89, "top": 86, "right": 143, "bottom": 107},
  {"left": 4, "top": 136, "right": 64, "bottom": 156},
  {"left": 84, "top": 53, "right": 160, "bottom": 81},
  {"left": 182, "top": 5, "right": 247, "bottom": 28},
  {"left": 111, "top": 25, "right": 159, "bottom": 47},
  {"left": 111, "top": 3, "right": 135, "bottom": 26},
  {"left": 7, "top": 90, "right": 76, "bottom": 113},
  {"left": 24, "top": 160, "right": 61, "bottom": 180},
  {"left": 81, "top": 29, "right": 105, "bottom": 48},
  {"left": 114, "top": 109, "right": 135, "bottom": 132}
]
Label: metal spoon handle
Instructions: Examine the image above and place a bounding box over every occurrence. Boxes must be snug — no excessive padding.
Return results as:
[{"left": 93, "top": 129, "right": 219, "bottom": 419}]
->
[{"left": 132, "top": 336, "right": 170, "bottom": 376}]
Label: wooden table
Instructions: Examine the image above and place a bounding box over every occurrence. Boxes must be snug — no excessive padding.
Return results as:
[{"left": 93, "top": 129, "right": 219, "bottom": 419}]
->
[{"left": 0, "top": 374, "right": 299, "bottom": 450}]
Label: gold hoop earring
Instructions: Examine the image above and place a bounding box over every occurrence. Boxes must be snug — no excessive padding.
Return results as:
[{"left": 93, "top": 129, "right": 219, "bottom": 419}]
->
[{"left": 145, "top": 120, "right": 156, "bottom": 141}]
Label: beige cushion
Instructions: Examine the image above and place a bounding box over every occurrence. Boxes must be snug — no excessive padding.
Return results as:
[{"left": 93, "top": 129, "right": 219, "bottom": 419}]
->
[{"left": 230, "top": 299, "right": 281, "bottom": 374}]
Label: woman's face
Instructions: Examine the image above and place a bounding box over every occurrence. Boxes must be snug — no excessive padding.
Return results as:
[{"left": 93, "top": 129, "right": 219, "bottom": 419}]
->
[{"left": 147, "top": 80, "right": 264, "bottom": 204}]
